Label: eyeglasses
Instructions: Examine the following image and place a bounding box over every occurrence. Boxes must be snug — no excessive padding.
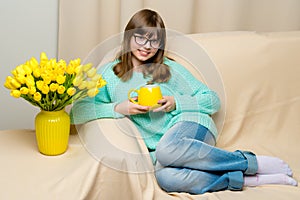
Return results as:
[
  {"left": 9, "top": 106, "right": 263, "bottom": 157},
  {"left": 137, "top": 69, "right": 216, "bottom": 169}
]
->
[{"left": 133, "top": 34, "right": 161, "bottom": 49}]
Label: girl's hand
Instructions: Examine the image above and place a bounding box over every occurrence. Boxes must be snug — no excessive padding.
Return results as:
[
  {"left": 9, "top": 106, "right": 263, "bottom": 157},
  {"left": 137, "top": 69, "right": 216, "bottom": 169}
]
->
[
  {"left": 153, "top": 96, "right": 176, "bottom": 112},
  {"left": 115, "top": 98, "right": 150, "bottom": 115}
]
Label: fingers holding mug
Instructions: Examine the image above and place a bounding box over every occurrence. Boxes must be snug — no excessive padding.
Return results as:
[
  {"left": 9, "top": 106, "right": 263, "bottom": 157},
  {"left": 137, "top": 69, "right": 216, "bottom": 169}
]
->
[
  {"left": 115, "top": 99, "right": 150, "bottom": 115},
  {"left": 154, "top": 96, "right": 176, "bottom": 112}
]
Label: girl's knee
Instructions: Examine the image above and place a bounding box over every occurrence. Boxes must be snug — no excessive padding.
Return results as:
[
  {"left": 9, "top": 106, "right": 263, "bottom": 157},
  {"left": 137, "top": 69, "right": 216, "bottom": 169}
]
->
[
  {"left": 155, "top": 168, "right": 180, "bottom": 193},
  {"left": 155, "top": 167, "right": 207, "bottom": 194},
  {"left": 155, "top": 141, "right": 178, "bottom": 166},
  {"left": 155, "top": 144, "right": 169, "bottom": 166}
]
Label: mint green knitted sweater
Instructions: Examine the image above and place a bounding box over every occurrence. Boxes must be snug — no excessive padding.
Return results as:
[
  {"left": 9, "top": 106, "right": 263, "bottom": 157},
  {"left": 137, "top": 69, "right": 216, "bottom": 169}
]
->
[{"left": 70, "top": 57, "right": 220, "bottom": 151}]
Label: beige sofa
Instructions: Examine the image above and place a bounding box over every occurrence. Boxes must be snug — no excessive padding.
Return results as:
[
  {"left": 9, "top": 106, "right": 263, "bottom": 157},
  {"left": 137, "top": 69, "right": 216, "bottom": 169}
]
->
[
  {"left": 0, "top": 31, "right": 299, "bottom": 199},
  {"left": 72, "top": 32, "right": 300, "bottom": 199}
]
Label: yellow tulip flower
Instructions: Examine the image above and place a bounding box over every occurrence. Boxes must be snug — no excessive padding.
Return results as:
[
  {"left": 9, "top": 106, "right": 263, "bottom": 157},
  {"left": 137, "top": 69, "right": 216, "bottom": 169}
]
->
[
  {"left": 69, "top": 58, "right": 81, "bottom": 68},
  {"left": 15, "top": 75, "right": 26, "bottom": 84},
  {"left": 87, "top": 68, "right": 97, "bottom": 78},
  {"left": 74, "top": 65, "right": 83, "bottom": 75},
  {"left": 66, "top": 64, "right": 75, "bottom": 75},
  {"left": 33, "top": 92, "right": 42, "bottom": 101},
  {"left": 22, "top": 64, "right": 32, "bottom": 75},
  {"left": 49, "top": 73, "right": 57, "bottom": 81},
  {"left": 28, "top": 86, "right": 36, "bottom": 95},
  {"left": 29, "top": 57, "right": 39, "bottom": 69},
  {"left": 91, "top": 74, "right": 101, "bottom": 81},
  {"left": 11, "top": 78, "right": 21, "bottom": 89},
  {"left": 49, "top": 83, "right": 59, "bottom": 92},
  {"left": 57, "top": 85, "right": 65, "bottom": 94},
  {"left": 40, "top": 52, "right": 48, "bottom": 67},
  {"left": 57, "top": 59, "right": 67, "bottom": 69},
  {"left": 48, "top": 59, "right": 57, "bottom": 70},
  {"left": 78, "top": 81, "right": 87, "bottom": 90},
  {"left": 42, "top": 75, "right": 51, "bottom": 85},
  {"left": 83, "top": 63, "right": 92, "bottom": 72},
  {"left": 33, "top": 68, "right": 41, "bottom": 78},
  {"left": 10, "top": 90, "right": 21, "bottom": 98},
  {"left": 56, "top": 75, "right": 66, "bottom": 84},
  {"left": 97, "top": 78, "right": 107, "bottom": 88},
  {"left": 25, "top": 76, "right": 35, "bottom": 87},
  {"left": 4, "top": 76, "right": 15, "bottom": 89},
  {"left": 73, "top": 75, "right": 83, "bottom": 87},
  {"left": 36, "top": 81, "right": 44, "bottom": 91},
  {"left": 20, "top": 87, "right": 29, "bottom": 95},
  {"left": 86, "top": 81, "right": 97, "bottom": 89},
  {"left": 57, "top": 67, "right": 65, "bottom": 76},
  {"left": 87, "top": 88, "right": 99, "bottom": 97},
  {"left": 11, "top": 69, "right": 18, "bottom": 77},
  {"left": 41, "top": 85, "right": 50, "bottom": 94},
  {"left": 67, "top": 87, "right": 76, "bottom": 96},
  {"left": 16, "top": 65, "right": 26, "bottom": 76}
]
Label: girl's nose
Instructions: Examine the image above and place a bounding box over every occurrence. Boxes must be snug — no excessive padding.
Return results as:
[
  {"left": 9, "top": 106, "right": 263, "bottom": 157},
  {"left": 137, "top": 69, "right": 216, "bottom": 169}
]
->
[{"left": 144, "top": 40, "right": 151, "bottom": 49}]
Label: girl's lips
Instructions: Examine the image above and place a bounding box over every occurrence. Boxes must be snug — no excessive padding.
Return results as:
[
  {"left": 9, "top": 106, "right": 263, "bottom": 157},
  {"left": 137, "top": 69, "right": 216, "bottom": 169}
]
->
[{"left": 138, "top": 49, "right": 150, "bottom": 57}]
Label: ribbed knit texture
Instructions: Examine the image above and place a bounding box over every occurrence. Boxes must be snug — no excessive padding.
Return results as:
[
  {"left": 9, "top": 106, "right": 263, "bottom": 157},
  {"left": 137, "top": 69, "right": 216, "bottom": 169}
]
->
[{"left": 70, "top": 57, "right": 220, "bottom": 150}]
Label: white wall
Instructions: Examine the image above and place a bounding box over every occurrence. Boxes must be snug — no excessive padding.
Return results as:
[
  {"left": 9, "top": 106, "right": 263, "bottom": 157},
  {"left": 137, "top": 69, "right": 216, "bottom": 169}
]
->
[{"left": 0, "top": 0, "right": 58, "bottom": 130}]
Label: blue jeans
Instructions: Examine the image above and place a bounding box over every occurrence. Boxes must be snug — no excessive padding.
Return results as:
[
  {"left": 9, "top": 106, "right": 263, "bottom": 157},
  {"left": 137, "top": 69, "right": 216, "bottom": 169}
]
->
[{"left": 155, "top": 121, "right": 258, "bottom": 194}]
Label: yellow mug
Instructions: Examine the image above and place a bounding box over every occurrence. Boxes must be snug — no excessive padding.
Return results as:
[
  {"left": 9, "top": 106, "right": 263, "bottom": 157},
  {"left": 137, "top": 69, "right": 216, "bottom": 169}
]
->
[{"left": 128, "top": 84, "right": 163, "bottom": 108}]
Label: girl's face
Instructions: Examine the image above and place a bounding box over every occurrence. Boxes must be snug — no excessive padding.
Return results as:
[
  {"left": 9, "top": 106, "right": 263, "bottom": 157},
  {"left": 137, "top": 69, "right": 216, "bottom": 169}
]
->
[{"left": 130, "top": 32, "right": 160, "bottom": 66}]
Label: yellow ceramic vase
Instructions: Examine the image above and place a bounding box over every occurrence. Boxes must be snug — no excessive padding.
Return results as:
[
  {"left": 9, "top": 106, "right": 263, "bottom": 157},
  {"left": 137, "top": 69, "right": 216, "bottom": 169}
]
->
[{"left": 35, "top": 109, "right": 70, "bottom": 156}]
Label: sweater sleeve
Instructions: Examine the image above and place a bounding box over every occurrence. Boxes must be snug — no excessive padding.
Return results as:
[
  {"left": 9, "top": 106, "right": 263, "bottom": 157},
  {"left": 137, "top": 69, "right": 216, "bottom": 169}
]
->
[
  {"left": 70, "top": 85, "right": 124, "bottom": 125},
  {"left": 70, "top": 61, "right": 124, "bottom": 125},
  {"left": 166, "top": 59, "right": 221, "bottom": 116}
]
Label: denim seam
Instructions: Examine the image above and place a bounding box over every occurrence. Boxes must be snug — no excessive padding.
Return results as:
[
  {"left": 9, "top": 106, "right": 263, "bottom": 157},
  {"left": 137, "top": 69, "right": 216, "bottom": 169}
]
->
[
  {"left": 227, "top": 171, "right": 244, "bottom": 191},
  {"left": 237, "top": 150, "right": 258, "bottom": 175}
]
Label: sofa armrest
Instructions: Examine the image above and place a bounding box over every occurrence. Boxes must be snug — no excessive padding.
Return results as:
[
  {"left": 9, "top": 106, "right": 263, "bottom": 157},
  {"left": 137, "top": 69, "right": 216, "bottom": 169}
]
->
[{"left": 75, "top": 117, "right": 154, "bottom": 173}]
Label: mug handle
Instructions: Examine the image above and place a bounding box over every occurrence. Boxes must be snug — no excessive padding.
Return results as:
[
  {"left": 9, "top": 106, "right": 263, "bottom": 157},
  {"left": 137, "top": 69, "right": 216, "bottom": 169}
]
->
[{"left": 128, "top": 89, "right": 139, "bottom": 104}]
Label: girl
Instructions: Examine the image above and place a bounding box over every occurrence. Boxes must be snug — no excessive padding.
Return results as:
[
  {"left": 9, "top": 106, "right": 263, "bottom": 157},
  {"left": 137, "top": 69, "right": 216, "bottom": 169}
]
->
[{"left": 70, "top": 9, "right": 297, "bottom": 194}]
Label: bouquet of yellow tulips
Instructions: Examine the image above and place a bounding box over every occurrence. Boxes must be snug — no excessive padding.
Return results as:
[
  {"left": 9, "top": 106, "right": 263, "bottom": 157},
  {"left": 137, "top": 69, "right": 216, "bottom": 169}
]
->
[{"left": 4, "top": 52, "right": 106, "bottom": 111}]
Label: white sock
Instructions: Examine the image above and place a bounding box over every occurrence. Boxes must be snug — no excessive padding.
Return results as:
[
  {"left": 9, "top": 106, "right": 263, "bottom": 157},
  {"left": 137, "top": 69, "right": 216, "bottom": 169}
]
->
[
  {"left": 244, "top": 174, "right": 298, "bottom": 187},
  {"left": 256, "top": 156, "right": 293, "bottom": 176}
]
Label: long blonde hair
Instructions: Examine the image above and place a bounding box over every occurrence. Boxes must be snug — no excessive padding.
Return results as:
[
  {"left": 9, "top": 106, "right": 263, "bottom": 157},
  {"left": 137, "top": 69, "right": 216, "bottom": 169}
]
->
[{"left": 113, "top": 9, "right": 171, "bottom": 83}]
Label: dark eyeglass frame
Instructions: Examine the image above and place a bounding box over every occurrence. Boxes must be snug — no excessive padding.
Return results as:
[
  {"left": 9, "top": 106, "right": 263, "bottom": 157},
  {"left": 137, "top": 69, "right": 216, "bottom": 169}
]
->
[{"left": 133, "top": 34, "right": 161, "bottom": 48}]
